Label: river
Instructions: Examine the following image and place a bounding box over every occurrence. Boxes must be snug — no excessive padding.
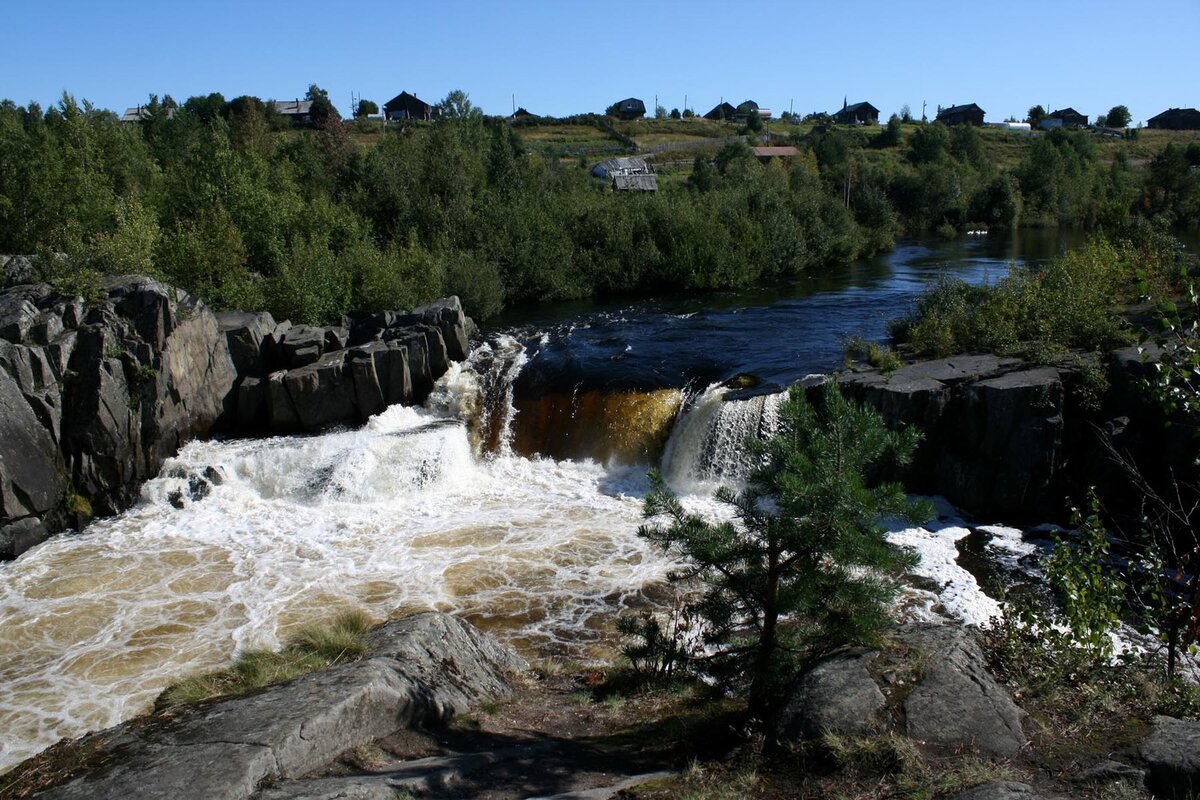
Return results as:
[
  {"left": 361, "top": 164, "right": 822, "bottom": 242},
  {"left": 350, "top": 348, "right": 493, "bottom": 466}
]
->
[{"left": 0, "top": 230, "right": 1151, "bottom": 773}]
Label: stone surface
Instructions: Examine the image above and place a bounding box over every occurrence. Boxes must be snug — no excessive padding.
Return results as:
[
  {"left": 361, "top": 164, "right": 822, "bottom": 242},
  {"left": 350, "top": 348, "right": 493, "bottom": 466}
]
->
[
  {"left": 1073, "top": 758, "right": 1145, "bottom": 785},
  {"left": 901, "top": 625, "right": 1027, "bottom": 757},
  {"left": 951, "top": 783, "right": 1044, "bottom": 800},
  {"left": 217, "top": 311, "right": 278, "bottom": 376},
  {"left": 775, "top": 650, "right": 887, "bottom": 741},
  {"left": 1140, "top": 714, "right": 1200, "bottom": 798},
  {"left": 284, "top": 352, "right": 358, "bottom": 431},
  {"left": 37, "top": 613, "right": 524, "bottom": 800}
]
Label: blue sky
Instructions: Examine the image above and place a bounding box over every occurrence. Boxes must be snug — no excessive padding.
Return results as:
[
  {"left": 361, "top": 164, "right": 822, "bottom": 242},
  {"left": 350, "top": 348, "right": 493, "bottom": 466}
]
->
[{"left": 2, "top": 0, "right": 1196, "bottom": 125}]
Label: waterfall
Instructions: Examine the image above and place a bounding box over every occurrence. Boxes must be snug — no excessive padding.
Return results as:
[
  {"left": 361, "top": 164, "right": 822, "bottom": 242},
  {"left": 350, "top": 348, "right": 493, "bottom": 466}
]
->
[{"left": 660, "top": 384, "right": 786, "bottom": 494}]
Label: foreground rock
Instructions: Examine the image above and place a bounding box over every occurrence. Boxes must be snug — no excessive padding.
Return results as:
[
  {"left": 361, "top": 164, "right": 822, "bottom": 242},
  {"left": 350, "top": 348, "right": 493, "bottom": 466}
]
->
[
  {"left": 34, "top": 612, "right": 524, "bottom": 800},
  {"left": 776, "top": 623, "right": 1027, "bottom": 757},
  {"left": 1140, "top": 714, "right": 1200, "bottom": 798},
  {"left": 0, "top": 275, "right": 472, "bottom": 559}
]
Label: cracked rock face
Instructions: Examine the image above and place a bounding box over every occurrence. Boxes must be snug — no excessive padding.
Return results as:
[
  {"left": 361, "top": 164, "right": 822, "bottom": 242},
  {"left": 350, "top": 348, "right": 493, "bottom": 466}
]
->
[
  {"left": 776, "top": 624, "right": 1027, "bottom": 758},
  {"left": 1140, "top": 714, "right": 1200, "bottom": 799}
]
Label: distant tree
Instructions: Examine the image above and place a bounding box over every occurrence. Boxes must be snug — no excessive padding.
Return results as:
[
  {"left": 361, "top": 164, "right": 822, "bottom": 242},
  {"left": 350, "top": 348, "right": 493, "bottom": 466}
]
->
[
  {"left": 1106, "top": 105, "right": 1131, "bottom": 128},
  {"left": 355, "top": 99, "right": 379, "bottom": 118},
  {"left": 682, "top": 107, "right": 695, "bottom": 118},
  {"left": 1095, "top": 114, "right": 1108, "bottom": 127},
  {"left": 669, "top": 107, "right": 681, "bottom": 120},
  {"left": 437, "top": 89, "right": 482, "bottom": 121},
  {"left": 899, "top": 104, "right": 913, "bottom": 123},
  {"left": 636, "top": 382, "right": 929, "bottom": 718},
  {"left": 183, "top": 92, "right": 226, "bottom": 124},
  {"left": 655, "top": 104, "right": 667, "bottom": 120},
  {"left": 605, "top": 102, "right": 620, "bottom": 117},
  {"left": 907, "top": 121, "right": 948, "bottom": 164},
  {"left": 688, "top": 156, "right": 717, "bottom": 192},
  {"left": 874, "top": 114, "right": 902, "bottom": 148},
  {"left": 1027, "top": 104, "right": 1046, "bottom": 126},
  {"left": 306, "top": 84, "right": 339, "bottom": 124}
]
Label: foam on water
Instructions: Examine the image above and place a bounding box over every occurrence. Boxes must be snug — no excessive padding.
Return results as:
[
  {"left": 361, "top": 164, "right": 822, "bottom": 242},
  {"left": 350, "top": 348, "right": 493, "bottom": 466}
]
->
[{"left": 0, "top": 378, "right": 682, "bottom": 773}]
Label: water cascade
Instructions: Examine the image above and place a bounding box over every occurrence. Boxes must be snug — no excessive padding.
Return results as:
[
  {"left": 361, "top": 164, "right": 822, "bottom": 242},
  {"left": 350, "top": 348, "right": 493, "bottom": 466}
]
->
[{"left": 661, "top": 384, "right": 787, "bottom": 493}]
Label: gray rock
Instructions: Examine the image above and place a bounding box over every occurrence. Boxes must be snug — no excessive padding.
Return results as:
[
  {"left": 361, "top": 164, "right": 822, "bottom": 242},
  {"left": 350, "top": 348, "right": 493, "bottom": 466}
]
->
[
  {"left": 902, "top": 625, "right": 1027, "bottom": 757},
  {"left": 951, "top": 782, "right": 1044, "bottom": 800},
  {"left": 237, "top": 376, "right": 266, "bottom": 427},
  {"left": 0, "top": 363, "right": 65, "bottom": 527},
  {"left": 1, "top": 254, "right": 36, "bottom": 287},
  {"left": 266, "top": 370, "right": 302, "bottom": 432},
  {"left": 284, "top": 352, "right": 358, "bottom": 431},
  {"left": 0, "top": 295, "right": 39, "bottom": 343},
  {"left": 395, "top": 330, "right": 433, "bottom": 403},
  {"left": 217, "top": 311, "right": 278, "bottom": 376},
  {"left": 775, "top": 650, "right": 887, "bottom": 740},
  {"left": 1073, "top": 759, "right": 1145, "bottom": 784},
  {"left": 323, "top": 325, "right": 349, "bottom": 352},
  {"left": 1140, "top": 714, "right": 1200, "bottom": 798},
  {"left": 350, "top": 351, "right": 386, "bottom": 421},
  {"left": 0, "top": 516, "right": 51, "bottom": 560},
  {"left": 281, "top": 325, "right": 326, "bottom": 368},
  {"left": 103, "top": 275, "right": 175, "bottom": 350},
  {"left": 410, "top": 296, "right": 470, "bottom": 362},
  {"left": 36, "top": 612, "right": 523, "bottom": 800}
]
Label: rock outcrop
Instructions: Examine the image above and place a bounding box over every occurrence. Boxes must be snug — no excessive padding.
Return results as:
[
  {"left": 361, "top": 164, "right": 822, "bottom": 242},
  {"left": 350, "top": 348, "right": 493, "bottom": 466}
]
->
[
  {"left": 775, "top": 624, "right": 1027, "bottom": 758},
  {"left": 0, "top": 277, "right": 473, "bottom": 559},
  {"left": 34, "top": 612, "right": 524, "bottom": 800},
  {"left": 1, "top": 276, "right": 237, "bottom": 558},
  {"left": 1140, "top": 714, "right": 1200, "bottom": 798}
]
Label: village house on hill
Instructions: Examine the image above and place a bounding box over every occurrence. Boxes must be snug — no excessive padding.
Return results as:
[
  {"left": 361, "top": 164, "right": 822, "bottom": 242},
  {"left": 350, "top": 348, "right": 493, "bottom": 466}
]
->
[
  {"left": 1040, "top": 107, "right": 1088, "bottom": 129},
  {"left": 384, "top": 91, "right": 435, "bottom": 122},
  {"left": 612, "top": 98, "right": 646, "bottom": 120},
  {"left": 735, "top": 100, "right": 772, "bottom": 122},
  {"left": 833, "top": 100, "right": 879, "bottom": 125},
  {"left": 591, "top": 156, "right": 657, "bottom": 192},
  {"left": 270, "top": 99, "right": 313, "bottom": 126},
  {"left": 750, "top": 146, "right": 800, "bottom": 163},
  {"left": 704, "top": 101, "right": 737, "bottom": 121},
  {"left": 1147, "top": 107, "right": 1200, "bottom": 130},
  {"left": 120, "top": 105, "right": 176, "bottom": 123},
  {"left": 936, "top": 103, "right": 985, "bottom": 126}
]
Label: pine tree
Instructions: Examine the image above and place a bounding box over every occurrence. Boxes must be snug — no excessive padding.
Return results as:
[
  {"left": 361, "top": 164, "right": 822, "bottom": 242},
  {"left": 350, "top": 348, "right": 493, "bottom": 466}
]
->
[{"left": 638, "top": 381, "right": 930, "bottom": 718}]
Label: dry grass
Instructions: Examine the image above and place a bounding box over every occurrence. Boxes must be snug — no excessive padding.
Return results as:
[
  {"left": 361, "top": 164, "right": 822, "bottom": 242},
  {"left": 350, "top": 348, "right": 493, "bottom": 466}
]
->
[{"left": 155, "top": 609, "right": 373, "bottom": 709}]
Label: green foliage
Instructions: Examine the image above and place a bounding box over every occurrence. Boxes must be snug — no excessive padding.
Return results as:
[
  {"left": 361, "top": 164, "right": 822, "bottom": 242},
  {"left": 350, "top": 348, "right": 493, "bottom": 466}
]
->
[
  {"left": 1106, "top": 105, "right": 1132, "bottom": 128},
  {"left": 637, "top": 382, "right": 929, "bottom": 716},
  {"left": 354, "top": 99, "right": 378, "bottom": 118},
  {"left": 156, "top": 610, "right": 372, "bottom": 709},
  {"left": 891, "top": 237, "right": 1141, "bottom": 358},
  {"left": 617, "top": 597, "right": 698, "bottom": 682},
  {"left": 1027, "top": 105, "right": 1046, "bottom": 125}
]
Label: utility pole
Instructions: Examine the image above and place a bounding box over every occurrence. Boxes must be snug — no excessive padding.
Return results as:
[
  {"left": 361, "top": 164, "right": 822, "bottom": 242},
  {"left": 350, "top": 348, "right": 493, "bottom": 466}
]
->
[{"left": 512, "top": 93, "right": 515, "bottom": 114}]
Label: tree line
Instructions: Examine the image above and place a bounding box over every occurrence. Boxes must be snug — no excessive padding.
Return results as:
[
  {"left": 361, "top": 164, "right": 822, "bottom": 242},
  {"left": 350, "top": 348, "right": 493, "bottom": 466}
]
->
[{"left": 0, "top": 90, "right": 1196, "bottom": 324}]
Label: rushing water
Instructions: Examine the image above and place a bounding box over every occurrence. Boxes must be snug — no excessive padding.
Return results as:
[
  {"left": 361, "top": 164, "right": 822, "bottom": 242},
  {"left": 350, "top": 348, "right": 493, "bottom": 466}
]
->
[{"left": 0, "top": 231, "right": 1114, "bottom": 772}]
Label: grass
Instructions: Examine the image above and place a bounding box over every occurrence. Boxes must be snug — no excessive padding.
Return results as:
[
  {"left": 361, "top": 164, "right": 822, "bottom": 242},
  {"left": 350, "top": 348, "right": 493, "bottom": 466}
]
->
[{"left": 154, "top": 609, "right": 373, "bottom": 709}]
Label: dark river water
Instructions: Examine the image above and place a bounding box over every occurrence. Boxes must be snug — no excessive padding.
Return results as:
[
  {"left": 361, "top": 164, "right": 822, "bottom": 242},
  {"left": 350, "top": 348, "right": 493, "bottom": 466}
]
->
[{"left": 493, "top": 229, "right": 1153, "bottom": 396}]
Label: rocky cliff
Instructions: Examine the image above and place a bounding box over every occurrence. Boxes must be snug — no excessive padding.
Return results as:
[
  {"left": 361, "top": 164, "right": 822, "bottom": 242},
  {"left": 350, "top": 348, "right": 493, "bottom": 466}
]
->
[{"left": 0, "top": 276, "right": 471, "bottom": 559}]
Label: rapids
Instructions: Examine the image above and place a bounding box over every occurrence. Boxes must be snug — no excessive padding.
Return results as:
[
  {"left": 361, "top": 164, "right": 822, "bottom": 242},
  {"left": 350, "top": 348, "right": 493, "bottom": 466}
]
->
[{"left": 0, "top": 231, "right": 1110, "bottom": 773}]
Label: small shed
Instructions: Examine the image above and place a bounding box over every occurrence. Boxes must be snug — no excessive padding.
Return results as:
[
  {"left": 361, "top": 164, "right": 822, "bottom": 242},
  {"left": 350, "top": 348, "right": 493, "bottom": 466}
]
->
[
  {"left": 1044, "top": 107, "right": 1087, "bottom": 128},
  {"left": 270, "top": 99, "right": 314, "bottom": 126},
  {"left": 612, "top": 174, "right": 658, "bottom": 192},
  {"left": 614, "top": 97, "right": 646, "bottom": 120},
  {"left": 592, "top": 156, "right": 651, "bottom": 179},
  {"left": 384, "top": 91, "right": 435, "bottom": 122},
  {"left": 704, "top": 102, "right": 737, "bottom": 121},
  {"left": 1147, "top": 108, "right": 1200, "bottom": 130},
  {"left": 750, "top": 146, "right": 800, "bottom": 163},
  {"left": 936, "top": 103, "right": 985, "bottom": 126},
  {"left": 833, "top": 101, "right": 880, "bottom": 125}
]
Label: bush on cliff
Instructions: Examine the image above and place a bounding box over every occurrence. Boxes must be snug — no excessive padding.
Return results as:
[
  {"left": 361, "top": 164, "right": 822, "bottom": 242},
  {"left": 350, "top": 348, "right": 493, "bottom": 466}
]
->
[
  {"left": 635, "top": 382, "right": 930, "bottom": 719},
  {"left": 890, "top": 235, "right": 1152, "bottom": 358}
]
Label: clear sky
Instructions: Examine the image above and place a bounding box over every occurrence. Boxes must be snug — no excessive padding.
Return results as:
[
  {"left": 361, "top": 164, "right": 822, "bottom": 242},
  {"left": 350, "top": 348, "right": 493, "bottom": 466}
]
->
[{"left": 1, "top": 0, "right": 1196, "bottom": 125}]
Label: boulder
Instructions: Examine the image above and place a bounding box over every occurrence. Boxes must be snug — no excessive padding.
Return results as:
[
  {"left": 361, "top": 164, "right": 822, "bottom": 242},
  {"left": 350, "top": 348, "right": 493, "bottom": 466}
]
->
[
  {"left": 1073, "top": 759, "right": 1145, "bottom": 785},
  {"left": 281, "top": 325, "right": 326, "bottom": 368},
  {"left": 265, "top": 370, "right": 302, "bottom": 432},
  {"left": 901, "top": 625, "right": 1027, "bottom": 757},
  {"left": 35, "top": 613, "right": 524, "bottom": 800},
  {"left": 775, "top": 650, "right": 887, "bottom": 741},
  {"left": 410, "top": 296, "right": 469, "bottom": 362},
  {"left": 284, "top": 352, "right": 358, "bottom": 431},
  {"left": 1140, "top": 714, "right": 1200, "bottom": 798},
  {"left": 0, "top": 369, "right": 64, "bottom": 526},
  {"left": 1, "top": 254, "right": 35, "bottom": 287},
  {"left": 236, "top": 377, "right": 266, "bottom": 427},
  {"left": 0, "top": 294, "right": 40, "bottom": 343},
  {"left": 0, "top": 516, "right": 50, "bottom": 559},
  {"left": 349, "top": 349, "right": 386, "bottom": 421},
  {"left": 103, "top": 275, "right": 175, "bottom": 350},
  {"left": 216, "top": 311, "right": 279, "bottom": 376}
]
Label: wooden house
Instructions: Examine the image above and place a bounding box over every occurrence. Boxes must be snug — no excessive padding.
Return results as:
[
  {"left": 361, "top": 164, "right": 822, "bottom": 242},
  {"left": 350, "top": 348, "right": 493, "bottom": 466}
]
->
[
  {"left": 384, "top": 91, "right": 435, "bottom": 122},
  {"left": 612, "top": 174, "right": 658, "bottom": 191},
  {"left": 270, "top": 99, "right": 314, "bottom": 126},
  {"left": 1041, "top": 107, "right": 1088, "bottom": 129},
  {"left": 1147, "top": 108, "right": 1200, "bottom": 130},
  {"left": 833, "top": 100, "right": 880, "bottom": 125},
  {"left": 592, "top": 156, "right": 651, "bottom": 179},
  {"left": 936, "top": 103, "right": 985, "bottom": 126},
  {"left": 750, "top": 146, "right": 800, "bottom": 163},
  {"left": 613, "top": 97, "right": 646, "bottom": 120},
  {"left": 704, "top": 102, "right": 737, "bottom": 121}
]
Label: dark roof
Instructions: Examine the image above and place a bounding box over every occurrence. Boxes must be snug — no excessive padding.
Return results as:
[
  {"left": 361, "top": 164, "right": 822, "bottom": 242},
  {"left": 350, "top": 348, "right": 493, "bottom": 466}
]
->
[
  {"left": 705, "top": 102, "right": 737, "bottom": 119},
  {"left": 1148, "top": 107, "right": 1200, "bottom": 122},
  {"left": 612, "top": 174, "right": 657, "bottom": 191},
  {"left": 938, "top": 103, "right": 985, "bottom": 117},
  {"left": 737, "top": 100, "right": 760, "bottom": 111},
  {"left": 592, "top": 156, "right": 651, "bottom": 178},
  {"left": 383, "top": 91, "right": 433, "bottom": 115},
  {"left": 840, "top": 101, "right": 879, "bottom": 115},
  {"left": 1049, "top": 107, "right": 1085, "bottom": 119},
  {"left": 617, "top": 97, "right": 645, "bottom": 112},
  {"left": 270, "top": 99, "right": 313, "bottom": 116},
  {"left": 511, "top": 107, "right": 536, "bottom": 118}
]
